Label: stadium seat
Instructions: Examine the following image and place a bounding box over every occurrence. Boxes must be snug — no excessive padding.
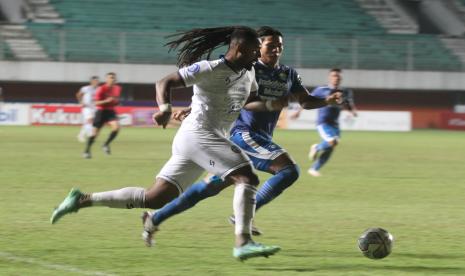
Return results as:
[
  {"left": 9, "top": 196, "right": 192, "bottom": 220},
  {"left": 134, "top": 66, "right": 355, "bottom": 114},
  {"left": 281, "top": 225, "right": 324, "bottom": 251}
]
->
[{"left": 24, "top": 0, "right": 462, "bottom": 70}]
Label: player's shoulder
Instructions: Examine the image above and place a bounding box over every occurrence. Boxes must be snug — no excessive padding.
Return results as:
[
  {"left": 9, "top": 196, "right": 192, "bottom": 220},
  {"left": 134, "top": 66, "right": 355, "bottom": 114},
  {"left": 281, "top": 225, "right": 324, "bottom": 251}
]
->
[
  {"left": 182, "top": 60, "right": 214, "bottom": 74},
  {"left": 315, "top": 85, "right": 330, "bottom": 91},
  {"left": 311, "top": 85, "right": 330, "bottom": 95},
  {"left": 80, "top": 85, "right": 91, "bottom": 91},
  {"left": 278, "top": 63, "right": 294, "bottom": 72}
]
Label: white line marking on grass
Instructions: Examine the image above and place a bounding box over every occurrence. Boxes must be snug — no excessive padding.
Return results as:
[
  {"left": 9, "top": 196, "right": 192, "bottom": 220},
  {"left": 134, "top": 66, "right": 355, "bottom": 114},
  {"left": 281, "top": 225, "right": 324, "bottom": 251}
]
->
[{"left": 0, "top": 251, "right": 117, "bottom": 276}]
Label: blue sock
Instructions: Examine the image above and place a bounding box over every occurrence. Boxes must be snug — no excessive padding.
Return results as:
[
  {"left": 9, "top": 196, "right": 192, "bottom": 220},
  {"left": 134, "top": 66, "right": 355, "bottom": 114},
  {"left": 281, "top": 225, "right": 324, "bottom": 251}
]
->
[
  {"left": 152, "top": 176, "right": 224, "bottom": 226},
  {"left": 312, "top": 147, "right": 334, "bottom": 171},
  {"left": 255, "top": 164, "right": 300, "bottom": 211},
  {"left": 317, "top": 140, "right": 331, "bottom": 151}
]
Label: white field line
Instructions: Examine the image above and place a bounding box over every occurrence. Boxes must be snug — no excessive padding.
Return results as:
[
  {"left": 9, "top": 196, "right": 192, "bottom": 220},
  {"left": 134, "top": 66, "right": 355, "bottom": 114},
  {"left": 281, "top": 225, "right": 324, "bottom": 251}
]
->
[{"left": 0, "top": 251, "right": 117, "bottom": 276}]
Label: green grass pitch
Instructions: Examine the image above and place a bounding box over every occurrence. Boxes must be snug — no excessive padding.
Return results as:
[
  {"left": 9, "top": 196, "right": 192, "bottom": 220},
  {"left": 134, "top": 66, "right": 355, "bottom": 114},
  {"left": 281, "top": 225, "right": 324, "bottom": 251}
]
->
[{"left": 1, "top": 126, "right": 464, "bottom": 275}]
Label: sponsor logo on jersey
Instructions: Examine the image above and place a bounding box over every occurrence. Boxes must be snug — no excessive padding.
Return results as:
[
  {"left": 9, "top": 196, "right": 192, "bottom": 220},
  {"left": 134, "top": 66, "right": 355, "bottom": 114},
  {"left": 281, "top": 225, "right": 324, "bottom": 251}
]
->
[
  {"left": 278, "top": 72, "right": 288, "bottom": 81},
  {"left": 258, "top": 79, "right": 288, "bottom": 97},
  {"left": 231, "top": 145, "right": 241, "bottom": 153},
  {"left": 258, "top": 79, "right": 287, "bottom": 90},
  {"left": 229, "top": 103, "right": 242, "bottom": 114},
  {"left": 187, "top": 64, "right": 200, "bottom": 73}
]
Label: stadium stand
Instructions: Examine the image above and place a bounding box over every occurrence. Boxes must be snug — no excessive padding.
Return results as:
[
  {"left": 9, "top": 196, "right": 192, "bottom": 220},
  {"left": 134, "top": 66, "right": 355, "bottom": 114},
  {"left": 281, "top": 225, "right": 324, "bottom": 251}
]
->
[
  {"left": 18, "top": 0, "right": 463, "bottom": 70},
  {"left": 0, "top": 40, "right": 14, "bottom": 59}
]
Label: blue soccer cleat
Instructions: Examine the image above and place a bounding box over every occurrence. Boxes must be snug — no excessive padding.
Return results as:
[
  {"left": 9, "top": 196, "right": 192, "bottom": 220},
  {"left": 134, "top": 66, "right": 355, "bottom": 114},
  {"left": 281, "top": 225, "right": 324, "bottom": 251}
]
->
[
  {"left": 233, "top": 242, "right": 281, "bottom": 261},
  {"left": 50, "top": 188, "right": 83, "bottom": 224}
]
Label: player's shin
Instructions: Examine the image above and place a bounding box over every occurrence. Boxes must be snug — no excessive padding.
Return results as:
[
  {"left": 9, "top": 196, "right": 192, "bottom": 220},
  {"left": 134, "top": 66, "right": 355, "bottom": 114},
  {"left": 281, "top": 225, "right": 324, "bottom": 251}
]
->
[
  {"left": 104, "top": 130, "right": 119, "bottom": 146},
  {"left": 312, "top": 147, "right": 333, "bottom": 170},
  {"left": 85, "top": 136, "right": 95, "bottom": 153},
  {"left": 256, "top": 164, "right": 300, "bottom": 211},
  {"left": 153, "top": 179, "right": 222, "bottom": 225},
  {"left": 233, "top": 183, "right": 257, "bottom": 247},
  {"left": 84, "top": 123, "right": 93, "bottom": 137},
  {"left": 88, "top": 187, "right": 146, "bottom": 209}
]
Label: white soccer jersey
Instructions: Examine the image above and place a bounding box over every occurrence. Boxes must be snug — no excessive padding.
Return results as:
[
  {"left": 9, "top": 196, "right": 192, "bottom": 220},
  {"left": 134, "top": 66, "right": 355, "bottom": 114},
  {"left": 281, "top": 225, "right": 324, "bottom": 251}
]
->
[
  {"left": 178, "top": 59, "right": 258, "bottom": 135},
  {"left": 156, "top": 59, "right": 258, "bottom": 192},
  {"left": 80, "top": 85, "right": 97, "bottom": 108}
]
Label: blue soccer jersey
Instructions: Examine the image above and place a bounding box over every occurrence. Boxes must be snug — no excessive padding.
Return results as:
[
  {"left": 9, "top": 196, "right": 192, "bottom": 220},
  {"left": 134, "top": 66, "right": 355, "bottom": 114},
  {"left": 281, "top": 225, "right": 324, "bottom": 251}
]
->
[
  {"left": 231, "top": 61, "right": 305, "bottom": 138},
  {"left": 311, "top": 86, "right": 354, "bottom": 126}
]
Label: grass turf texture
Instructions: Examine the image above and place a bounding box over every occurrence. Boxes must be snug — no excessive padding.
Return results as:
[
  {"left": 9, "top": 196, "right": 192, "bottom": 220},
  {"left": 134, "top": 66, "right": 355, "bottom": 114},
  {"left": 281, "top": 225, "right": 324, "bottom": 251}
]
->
[{"left": 0, "top": 126, "right": 464, "bottom": 275}]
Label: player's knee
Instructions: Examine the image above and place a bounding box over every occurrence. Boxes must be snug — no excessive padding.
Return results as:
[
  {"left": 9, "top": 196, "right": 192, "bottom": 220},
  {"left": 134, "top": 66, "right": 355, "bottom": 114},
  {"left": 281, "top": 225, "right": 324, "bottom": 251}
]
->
[
  {"left": 231, "top": 172, "right": 259, "bottom": 186},
  {"left": 329, "top": 139, "right": 338, "bottom": 147},
  {"left": 227, "top": 166, "right": 259, "bottom": 186},
  {"left": 245, "top": 172, "right": 260, "bottom": 186},
  {"left": 287, "top": 163, "right": 300, "bottom": 183},
  {"left": 204, "top": 175, "right": 227, "bottom": 197}
]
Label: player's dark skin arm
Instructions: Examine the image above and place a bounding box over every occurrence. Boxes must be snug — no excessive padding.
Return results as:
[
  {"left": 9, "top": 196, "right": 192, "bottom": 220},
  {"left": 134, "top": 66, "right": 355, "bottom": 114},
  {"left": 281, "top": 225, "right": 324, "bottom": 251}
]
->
[
  {"left": 242, "top": 91, "right": 288, "bottom": 111},
  {"left": 153, "top": 72, "right": 186, "bottom": 128},
  {"left": 174, "top": 91, "right": 289, "bottom": 120}
]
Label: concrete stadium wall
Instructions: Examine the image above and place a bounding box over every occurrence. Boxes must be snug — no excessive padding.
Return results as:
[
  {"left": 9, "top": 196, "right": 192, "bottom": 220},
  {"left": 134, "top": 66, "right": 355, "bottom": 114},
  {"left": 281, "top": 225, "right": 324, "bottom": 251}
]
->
[{"left": 1, "top": 61, "right": 465, "bottom": 91}]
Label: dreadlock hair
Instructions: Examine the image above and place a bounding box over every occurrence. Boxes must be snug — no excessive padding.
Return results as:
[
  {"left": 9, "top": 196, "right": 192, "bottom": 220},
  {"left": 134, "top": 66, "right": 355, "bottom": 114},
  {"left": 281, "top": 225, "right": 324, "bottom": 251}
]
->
[
  {"left": 165, "top": 26, "right": 259, "bottom": 67},
  {"left": 256, "top": 26, "right": 283, "bottom": 38}
]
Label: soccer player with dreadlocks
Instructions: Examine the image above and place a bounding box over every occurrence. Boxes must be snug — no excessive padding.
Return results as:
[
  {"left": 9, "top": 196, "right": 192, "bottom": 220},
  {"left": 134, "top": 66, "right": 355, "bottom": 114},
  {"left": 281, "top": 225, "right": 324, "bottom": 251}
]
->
[
  {"left": 50, "top": 26, "right": 285, "bottom": 260},
  {"left": 139, "top": 26, "right": 342, "bottom": 238}
]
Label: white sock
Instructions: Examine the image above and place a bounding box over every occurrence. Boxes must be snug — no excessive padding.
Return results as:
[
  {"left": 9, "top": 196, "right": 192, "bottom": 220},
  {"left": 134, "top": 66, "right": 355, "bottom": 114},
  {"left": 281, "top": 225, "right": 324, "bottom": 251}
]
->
[
  {"left": 78, "top": 126, "right": 86, "bottom": 137},
  {"left": 90, "top": 187, "right": 145, "bottom": 209},
  {"left": 84, "top": 123, "right": 93, "bottom": 137},
  {"left": 233, "top": 183, "right": 257, "bottom": 235}
]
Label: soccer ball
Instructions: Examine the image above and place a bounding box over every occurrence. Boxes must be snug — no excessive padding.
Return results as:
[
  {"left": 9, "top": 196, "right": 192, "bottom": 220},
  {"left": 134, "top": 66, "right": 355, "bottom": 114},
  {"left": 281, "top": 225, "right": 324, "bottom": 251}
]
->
[{"left": 357, "top": 228, "right": 394, "bottom": 259}]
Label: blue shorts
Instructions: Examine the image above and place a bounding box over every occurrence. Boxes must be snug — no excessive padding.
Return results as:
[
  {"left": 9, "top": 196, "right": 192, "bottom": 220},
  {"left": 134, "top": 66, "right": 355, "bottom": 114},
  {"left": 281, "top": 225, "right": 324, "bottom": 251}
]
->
[
  {"left": 230, "top": 131, "right": 286, "bottom": 172},
  {"left": 317, "top": 123, "right": 340, "bottom": 142}
]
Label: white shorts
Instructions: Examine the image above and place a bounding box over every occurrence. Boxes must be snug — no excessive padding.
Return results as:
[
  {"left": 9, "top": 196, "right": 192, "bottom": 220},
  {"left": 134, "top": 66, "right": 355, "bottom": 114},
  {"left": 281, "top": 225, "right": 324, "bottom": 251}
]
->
[
  {"left": 82, "top": 107, "right": 95, "bottom": 121},
  {"left": 157, "top": 125, "right": 252, "bottom": 193}
]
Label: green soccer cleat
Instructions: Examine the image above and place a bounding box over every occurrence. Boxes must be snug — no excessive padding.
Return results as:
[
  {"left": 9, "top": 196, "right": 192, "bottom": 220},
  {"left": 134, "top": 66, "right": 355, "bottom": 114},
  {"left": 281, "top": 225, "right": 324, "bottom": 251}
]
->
[
  {"left": 50, "top": 188, "right": 83, "bottom": 224},
  {"left": 228, "top": 215, "right": 263, "bottom": 236},
  {"left": 233, "top": 242, "right": 281, "bottom": 261}
]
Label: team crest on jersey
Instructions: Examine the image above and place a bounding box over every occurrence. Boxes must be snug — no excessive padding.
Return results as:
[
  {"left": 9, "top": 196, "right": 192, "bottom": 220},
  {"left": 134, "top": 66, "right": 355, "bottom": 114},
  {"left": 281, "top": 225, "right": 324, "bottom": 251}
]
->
[
  {"left": 278, "top": 72, "right": 288, "bottom": 81},
  {"left": 187, "top": 64, "right": 200, "bottom": 73},
  {"left": 229, "top": 103, "right": 242, "bottom": 113}
]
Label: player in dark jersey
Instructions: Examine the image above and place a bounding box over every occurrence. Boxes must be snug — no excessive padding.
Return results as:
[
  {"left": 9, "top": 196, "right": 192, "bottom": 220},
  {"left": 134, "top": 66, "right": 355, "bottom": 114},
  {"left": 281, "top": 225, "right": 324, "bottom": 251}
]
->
[
  {"left": 83, "top": 72, "right": 122, "bottom": 159},
  {"left": 143, "top": 26, "right": 342, "bottom": 238},
  {"left": 293, "top": 68, "right": 357, "bottom": 176}
]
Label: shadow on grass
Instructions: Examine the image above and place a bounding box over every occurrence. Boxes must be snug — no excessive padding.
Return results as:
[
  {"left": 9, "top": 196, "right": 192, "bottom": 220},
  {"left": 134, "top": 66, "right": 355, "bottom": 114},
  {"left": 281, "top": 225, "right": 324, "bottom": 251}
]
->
[
  {"left": 395, "top": 252, "right": 464, "bottom": 260},
  {"left": 253, "top": 251, "right": 465, "bottom": 273},
  {"left": 255, "top": 264, "right": 464, "bottom": 274}
]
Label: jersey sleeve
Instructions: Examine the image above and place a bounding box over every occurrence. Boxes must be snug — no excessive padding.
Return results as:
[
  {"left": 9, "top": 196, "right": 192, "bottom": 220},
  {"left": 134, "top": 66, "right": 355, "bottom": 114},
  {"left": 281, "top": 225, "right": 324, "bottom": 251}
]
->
[
  {"left": 310, "top": 86, "right": 326, "bottom": 99},
  {"left": 178, "top": 61, "right": 212, "bottom": 87},
  {"left": 290, "top": 68, "right": 306, "bottom": 94}
]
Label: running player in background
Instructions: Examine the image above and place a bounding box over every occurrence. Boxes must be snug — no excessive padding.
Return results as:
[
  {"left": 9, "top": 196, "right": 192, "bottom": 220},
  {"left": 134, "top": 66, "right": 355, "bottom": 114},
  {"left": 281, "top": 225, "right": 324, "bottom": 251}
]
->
[
  {"left": 76, "top": 76, "right": 99, "bottom": 142},
  {"left": 51, "top": 26, "right": 283, "bottom": 260},
  {"left": 145, "top": 26, "right": 342, "bottom": 237},
  {"left": 83, "top": 72, "right": 121, "bottom": 159},
  {"left": 292, "top": 68, "right": 357, "bottom": 177}
]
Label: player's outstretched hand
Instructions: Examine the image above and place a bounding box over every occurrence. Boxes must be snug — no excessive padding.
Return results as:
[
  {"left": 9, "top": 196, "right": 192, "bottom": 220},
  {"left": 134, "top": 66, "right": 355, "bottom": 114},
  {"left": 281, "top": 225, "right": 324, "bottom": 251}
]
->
[
  {"left": 326, "top": 92, "right": 343, "bottom": 105},
  {"left": 172, "top": 107, "right": 191, "bottom": 122},
  {"left": 153, "top": 111, "right": 172, "bottom": 129}
]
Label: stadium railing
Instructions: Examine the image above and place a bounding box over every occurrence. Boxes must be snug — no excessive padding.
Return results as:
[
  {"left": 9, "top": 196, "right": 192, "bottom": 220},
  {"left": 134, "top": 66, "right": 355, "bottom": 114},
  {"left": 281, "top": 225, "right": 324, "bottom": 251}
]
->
[{"left": 1, "top": 29, "right": 463, "bottom": 72}]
